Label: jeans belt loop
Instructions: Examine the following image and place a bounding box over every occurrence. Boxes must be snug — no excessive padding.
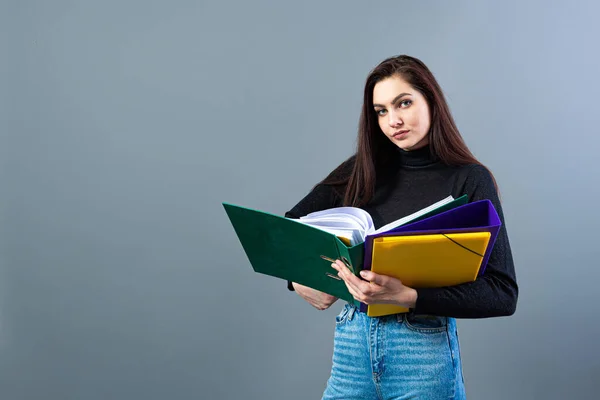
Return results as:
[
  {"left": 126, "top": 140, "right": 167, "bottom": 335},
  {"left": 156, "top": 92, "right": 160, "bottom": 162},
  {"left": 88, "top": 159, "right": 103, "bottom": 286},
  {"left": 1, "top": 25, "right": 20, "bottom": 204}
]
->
[{"left": 347, "top": 305, "right": 356, "bottom": 321}]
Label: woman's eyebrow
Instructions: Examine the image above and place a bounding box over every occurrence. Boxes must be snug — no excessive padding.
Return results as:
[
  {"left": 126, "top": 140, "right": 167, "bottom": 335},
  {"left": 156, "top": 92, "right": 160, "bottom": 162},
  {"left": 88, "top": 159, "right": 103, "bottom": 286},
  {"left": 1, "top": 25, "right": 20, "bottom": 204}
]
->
[{"left": 373, "top": 93, "right": 412, "bottom": 108}]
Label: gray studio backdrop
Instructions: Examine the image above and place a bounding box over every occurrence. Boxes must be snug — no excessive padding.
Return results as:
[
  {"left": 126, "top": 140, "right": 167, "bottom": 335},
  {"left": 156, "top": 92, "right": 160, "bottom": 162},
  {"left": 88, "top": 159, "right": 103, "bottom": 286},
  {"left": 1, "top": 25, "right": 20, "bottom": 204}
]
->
[{"left": 3, "top": 1, "right": 599, "bottom": 399}]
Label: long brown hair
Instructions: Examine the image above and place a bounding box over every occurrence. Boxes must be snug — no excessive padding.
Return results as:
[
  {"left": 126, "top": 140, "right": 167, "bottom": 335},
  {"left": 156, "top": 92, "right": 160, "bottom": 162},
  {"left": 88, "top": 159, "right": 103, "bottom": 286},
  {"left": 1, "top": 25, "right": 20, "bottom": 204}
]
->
[{"left": 320, "top": 54, "right": 498, "bottom": 207}]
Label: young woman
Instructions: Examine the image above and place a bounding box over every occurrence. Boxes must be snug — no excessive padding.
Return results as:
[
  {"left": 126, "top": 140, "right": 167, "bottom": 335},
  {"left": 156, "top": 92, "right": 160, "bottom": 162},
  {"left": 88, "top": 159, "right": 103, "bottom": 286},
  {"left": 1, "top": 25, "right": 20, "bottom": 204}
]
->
[{"left": 285, "top": 55, "right": 518, "bottom": 399}]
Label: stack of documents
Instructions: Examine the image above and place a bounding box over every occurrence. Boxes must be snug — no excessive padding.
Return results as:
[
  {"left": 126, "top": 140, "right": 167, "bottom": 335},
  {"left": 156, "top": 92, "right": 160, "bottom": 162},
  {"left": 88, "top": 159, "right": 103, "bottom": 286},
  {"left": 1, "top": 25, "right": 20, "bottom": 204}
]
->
[
  {"left": 222, "top": 195, "right": 502, "bottom": 317},
  {"left": 296, "top": 196, "right": 457, "bottom": 245}
]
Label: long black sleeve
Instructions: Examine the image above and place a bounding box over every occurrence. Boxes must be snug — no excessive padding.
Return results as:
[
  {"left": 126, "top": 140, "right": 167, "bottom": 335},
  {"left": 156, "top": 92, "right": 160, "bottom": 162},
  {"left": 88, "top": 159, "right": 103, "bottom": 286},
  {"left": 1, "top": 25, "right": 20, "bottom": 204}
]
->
[{"left": 413, "top": 165, "right": 519, "bottom": 318}]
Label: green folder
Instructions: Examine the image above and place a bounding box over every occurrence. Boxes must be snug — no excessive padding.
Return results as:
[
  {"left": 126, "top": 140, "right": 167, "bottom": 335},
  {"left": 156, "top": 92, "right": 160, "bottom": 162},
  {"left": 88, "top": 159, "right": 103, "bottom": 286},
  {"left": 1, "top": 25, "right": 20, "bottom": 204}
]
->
[{"left": 222, "top": 195, "right": 467, "bottom": 306}]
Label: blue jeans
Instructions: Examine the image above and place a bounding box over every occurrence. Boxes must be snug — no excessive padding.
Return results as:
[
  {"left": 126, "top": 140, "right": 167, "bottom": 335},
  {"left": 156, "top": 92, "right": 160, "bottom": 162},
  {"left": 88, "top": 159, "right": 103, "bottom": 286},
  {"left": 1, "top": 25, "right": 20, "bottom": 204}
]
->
[{"left": 322, "top": 304, "right": 466, "bottom": 400}]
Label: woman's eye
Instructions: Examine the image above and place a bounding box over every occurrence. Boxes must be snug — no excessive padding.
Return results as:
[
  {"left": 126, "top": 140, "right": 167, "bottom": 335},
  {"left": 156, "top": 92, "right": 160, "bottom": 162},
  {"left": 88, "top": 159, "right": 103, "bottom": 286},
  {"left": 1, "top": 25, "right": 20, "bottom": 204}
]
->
[
  {"left": 400, "top": 99, "right": 412, "bottom": 108},
  {"left": 376, "top": 109, "right": 387, "bottom": 116}
]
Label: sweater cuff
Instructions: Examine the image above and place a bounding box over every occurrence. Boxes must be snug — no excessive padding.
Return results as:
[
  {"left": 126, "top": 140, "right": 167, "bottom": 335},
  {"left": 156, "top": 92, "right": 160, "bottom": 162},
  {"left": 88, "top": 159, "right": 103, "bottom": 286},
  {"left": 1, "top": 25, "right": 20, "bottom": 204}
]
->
[
  {"left": 412, "top": 287, "right": 439, "bottom": 315},
  {"left": 287, "top": 280, "right": 295, "bottom": 291}
]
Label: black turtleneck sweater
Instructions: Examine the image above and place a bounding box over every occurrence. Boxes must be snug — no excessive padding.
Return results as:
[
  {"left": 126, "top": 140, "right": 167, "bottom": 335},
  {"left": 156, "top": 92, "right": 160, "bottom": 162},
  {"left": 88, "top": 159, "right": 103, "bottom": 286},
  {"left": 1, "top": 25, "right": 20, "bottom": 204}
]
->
[{"left": 285, "top": 145, "right": 518, "bottom": 319}]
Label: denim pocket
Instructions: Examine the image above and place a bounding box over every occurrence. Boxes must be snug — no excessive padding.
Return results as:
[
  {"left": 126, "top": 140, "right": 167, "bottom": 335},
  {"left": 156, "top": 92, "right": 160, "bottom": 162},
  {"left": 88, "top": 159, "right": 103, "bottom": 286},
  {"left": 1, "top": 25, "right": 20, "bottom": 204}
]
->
[{"left": 403, "top": 314, "right": 448, "bottom": 334}]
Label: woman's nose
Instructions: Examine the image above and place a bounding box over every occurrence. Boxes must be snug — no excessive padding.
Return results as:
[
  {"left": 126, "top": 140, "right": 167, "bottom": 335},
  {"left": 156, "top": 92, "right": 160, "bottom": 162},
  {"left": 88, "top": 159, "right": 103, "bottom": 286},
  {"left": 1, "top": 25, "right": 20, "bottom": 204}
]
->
[{"left": 388, "top": 111, "right": 403, "bottom": 127}]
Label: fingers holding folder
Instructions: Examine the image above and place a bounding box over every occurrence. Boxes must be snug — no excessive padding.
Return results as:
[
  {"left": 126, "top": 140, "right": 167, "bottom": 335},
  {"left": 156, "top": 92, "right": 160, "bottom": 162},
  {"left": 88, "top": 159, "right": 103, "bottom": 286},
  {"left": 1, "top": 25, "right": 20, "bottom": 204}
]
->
[{"left": 330, "top": 260, "right": 418, "bottom": 311}]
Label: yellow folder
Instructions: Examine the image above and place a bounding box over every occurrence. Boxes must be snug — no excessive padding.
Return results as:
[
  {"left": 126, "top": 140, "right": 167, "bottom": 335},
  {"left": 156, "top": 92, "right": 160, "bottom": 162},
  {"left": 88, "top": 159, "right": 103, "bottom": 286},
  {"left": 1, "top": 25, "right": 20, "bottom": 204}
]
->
[{"left": 367, "top": 231, "right": 491, "bottom": 317}]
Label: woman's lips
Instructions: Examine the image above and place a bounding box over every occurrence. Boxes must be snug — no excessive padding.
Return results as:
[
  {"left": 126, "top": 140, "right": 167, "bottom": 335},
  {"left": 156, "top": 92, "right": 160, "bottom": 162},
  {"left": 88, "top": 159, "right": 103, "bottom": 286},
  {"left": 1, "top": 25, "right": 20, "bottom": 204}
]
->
[{"left": 393, "top": 130, "right": 409, "bottom": 139}]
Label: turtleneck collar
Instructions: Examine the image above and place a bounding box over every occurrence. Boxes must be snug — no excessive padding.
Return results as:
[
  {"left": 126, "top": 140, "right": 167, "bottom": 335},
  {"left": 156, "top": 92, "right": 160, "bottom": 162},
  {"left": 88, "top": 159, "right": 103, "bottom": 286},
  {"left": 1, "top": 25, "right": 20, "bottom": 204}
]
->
[{"left": 396, "top": 144, "right": 439, "bottom": 168}]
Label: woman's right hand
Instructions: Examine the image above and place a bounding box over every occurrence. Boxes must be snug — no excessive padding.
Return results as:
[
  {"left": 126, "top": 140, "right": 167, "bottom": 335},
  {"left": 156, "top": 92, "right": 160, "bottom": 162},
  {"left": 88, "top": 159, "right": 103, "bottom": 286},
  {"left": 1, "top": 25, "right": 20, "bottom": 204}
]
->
[{"left": 292, "top": 282, "right": 338, "bottom": 310}]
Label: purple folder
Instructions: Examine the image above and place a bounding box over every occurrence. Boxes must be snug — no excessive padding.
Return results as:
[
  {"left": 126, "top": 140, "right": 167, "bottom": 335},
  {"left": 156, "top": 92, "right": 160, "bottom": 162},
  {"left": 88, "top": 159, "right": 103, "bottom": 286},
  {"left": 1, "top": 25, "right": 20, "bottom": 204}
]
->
[{"left": 360, "top": 200, "right": 501, "bottom": 313}]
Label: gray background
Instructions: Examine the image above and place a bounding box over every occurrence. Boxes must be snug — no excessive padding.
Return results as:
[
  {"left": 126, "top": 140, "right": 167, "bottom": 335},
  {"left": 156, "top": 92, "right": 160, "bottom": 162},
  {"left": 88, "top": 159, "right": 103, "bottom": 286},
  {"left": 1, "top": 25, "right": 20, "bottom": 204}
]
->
[{"left": 3, "top": 0, "right": 599, "bottom": 399}]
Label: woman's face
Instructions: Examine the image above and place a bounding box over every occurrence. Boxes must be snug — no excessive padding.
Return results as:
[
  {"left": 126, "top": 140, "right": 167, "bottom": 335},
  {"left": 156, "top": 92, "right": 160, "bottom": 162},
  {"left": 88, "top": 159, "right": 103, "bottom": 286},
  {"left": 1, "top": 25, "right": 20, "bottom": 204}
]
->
[{"left": 372, "top": 75, "right": 431, "bottom": 151}]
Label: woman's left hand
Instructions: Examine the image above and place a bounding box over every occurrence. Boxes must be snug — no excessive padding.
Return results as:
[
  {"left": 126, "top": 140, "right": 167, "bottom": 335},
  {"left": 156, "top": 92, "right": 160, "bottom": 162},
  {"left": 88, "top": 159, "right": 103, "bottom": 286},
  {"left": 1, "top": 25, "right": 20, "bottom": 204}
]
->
[{"left": 331, "top": 260, "right": 418, "bottom": 309}]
